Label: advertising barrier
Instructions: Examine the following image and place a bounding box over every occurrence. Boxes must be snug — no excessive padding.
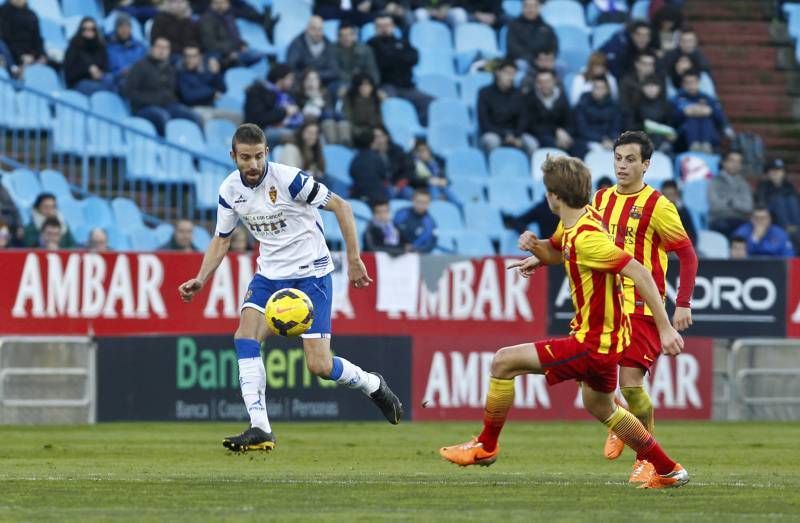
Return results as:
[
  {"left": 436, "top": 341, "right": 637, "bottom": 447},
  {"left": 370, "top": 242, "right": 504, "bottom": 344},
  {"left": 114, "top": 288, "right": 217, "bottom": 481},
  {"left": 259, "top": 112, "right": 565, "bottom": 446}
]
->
[
  {"left": 789, "top": 259, "right": 800, "bottom": 338},
  {"left": 97, "top": 334, "right": 412, "bottom": 422},
  {"left": 412, "top": 336, "right": 714, "bottom": 420},
  {"left": 548, "top": 260, "right": 788, "bottom": 338}
]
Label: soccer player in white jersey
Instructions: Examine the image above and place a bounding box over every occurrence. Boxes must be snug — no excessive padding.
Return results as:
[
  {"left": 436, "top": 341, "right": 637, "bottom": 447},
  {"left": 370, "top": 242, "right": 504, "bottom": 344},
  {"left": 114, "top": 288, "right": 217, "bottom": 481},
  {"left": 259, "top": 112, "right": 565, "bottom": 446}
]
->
[{"left": 178, "top": 124, "right": 403, "bottom": 452}]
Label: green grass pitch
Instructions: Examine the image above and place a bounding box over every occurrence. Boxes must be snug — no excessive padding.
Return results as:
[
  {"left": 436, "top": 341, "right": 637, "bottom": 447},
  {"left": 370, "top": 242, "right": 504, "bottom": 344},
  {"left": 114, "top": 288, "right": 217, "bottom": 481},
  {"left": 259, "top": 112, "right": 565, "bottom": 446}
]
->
[{"left": 1, "top": 421, "right": 799, "bottom": 521}]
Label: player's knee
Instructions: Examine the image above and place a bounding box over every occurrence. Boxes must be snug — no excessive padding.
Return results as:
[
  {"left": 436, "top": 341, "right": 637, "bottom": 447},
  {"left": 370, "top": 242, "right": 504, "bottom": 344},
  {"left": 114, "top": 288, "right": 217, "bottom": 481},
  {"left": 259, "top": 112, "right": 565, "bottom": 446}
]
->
[
  {"left": 490, "top": 347, "right": 514, "bottom": 378},
  {"left": 306, "top": 357, "right": 332, "bottom": 377}
]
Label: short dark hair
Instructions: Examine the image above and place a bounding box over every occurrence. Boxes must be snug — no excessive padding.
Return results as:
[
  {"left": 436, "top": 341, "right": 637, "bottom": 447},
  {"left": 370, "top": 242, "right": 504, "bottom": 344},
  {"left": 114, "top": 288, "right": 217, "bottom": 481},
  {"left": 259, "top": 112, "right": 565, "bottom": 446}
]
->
[
  {"left": 232, "top": 123, "right": 267, "bottom": 151},
  {"left": 41, "top": 216, "right": 61, "bottom": 230},
  {"left": 614, "top": 131, "right": 654, "bottom": 161},
  {"left": 536, "top": 68, "right": 555, "bottom": 79},
  {"left": 630, "top": 20, "right": 650, "bottom": 33},
  {"left": 33, "top": 192, "right": 56, "bottom": 209},
  {"left": 338, "top": 21, "right": 355, "bottom": 31},
  {"left": 661, "top": 179, "right": 679, "bottom": 192},
  {"left": 722, "top": 149, "right": 742, "bottom": 162},
  {"left": 591, "top": 75, "right": 609, "bottom": 87},
  {"left": 681, "top": 68, "right": 701, "bottom": 81},
  {"left": 731, "top": 235, "right": 747, "bottom": 245},
  {"left": 371, "top": 198, "right": 389, "bottom": 210},
  {"left": 495, "top": 58, "right": 517, "bottom": 72},
  {"left": 413, "top": 187, "right": 431, "bottom": 198},
  {"left": 642, "top": 74, "right": 661, "bottom": 86},
  {"left": 267, "top": 63, "right": 292, "bottom": 83}
]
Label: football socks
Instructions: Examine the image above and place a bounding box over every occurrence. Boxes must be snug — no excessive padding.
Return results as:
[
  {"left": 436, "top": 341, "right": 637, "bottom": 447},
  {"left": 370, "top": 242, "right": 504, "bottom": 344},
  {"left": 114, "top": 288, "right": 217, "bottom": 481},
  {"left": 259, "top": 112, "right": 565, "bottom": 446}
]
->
[
  {"left": 603, "top": 406, "right": 676, "bottom": 475},
  {"left": 477, "top": 376, "right": 515, "bottom": 453},
  {"left": 621, "top": 385, "right": 654, "bottom": 434},
  {"left": 234, "top": 339, "right": 271, "bottom": 433},
  {"left": 328, "top": 356, "right": 380, "bottom": 395}
]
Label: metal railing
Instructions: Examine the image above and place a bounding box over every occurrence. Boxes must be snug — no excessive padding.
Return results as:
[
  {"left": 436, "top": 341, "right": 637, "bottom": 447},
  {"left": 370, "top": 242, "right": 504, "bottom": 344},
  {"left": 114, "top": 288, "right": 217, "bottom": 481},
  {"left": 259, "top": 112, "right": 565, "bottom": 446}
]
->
[{"left": 0, "top": 75, "right": 230, "bottom": 224}]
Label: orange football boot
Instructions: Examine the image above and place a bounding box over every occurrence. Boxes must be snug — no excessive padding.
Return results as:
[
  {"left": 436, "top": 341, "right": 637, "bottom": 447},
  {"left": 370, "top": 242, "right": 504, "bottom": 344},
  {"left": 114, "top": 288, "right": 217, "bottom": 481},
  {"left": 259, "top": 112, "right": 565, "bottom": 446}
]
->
[
  {"left": 640, "top": 463, "right": 689, "bottom": 489},
  {"left": 604, "top": 430, "right": 625, "bottom": 460},
  {"left": 629, "top": 459, "right": 656, "bottom": 483},
  {"left": 439, "top": 437, "right": 499, "bottom": 467}
]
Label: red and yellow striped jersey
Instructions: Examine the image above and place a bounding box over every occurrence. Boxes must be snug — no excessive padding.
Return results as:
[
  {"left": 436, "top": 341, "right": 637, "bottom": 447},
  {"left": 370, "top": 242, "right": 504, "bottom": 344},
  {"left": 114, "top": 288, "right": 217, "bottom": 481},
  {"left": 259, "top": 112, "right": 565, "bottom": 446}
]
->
[
  {"left": 550, "top": 207, "right": 633, "bottom": 354},
  {"left": 553, "top": 185, "right": 692, "bottom": 317}
]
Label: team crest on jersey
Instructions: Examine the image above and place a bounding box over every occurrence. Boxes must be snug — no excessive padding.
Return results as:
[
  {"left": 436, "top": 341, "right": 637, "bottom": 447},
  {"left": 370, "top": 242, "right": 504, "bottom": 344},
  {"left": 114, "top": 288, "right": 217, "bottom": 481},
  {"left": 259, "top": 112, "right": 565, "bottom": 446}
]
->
[
  {"left": 269, "top": 185, "right": 277, "bottom": 204},
  {"left": 629, "top": 205, "right": 642, "bottom": 219}
]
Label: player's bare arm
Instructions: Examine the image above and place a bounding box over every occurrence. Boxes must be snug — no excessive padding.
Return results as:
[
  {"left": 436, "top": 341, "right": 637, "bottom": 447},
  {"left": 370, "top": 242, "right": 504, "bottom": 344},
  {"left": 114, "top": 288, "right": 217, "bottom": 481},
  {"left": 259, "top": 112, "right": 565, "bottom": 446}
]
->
[
  {"left": 178, "top": 235, "right": 232, "bottom": 302},
  {"left": 323, "top": 193, "right": 373, "bottom": 288},
  {"left": 517, "top": 231, "right": 563, "bottom": 265},
  {"left": 620, "top": 260, "right": 684, "bottom": 356}
]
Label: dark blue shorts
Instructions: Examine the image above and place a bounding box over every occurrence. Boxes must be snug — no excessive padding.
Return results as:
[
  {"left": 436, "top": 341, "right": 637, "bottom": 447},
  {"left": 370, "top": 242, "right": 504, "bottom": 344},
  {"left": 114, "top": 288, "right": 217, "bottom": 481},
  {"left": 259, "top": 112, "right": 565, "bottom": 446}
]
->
[{"left": 242, "top": 272, "right": 333, "bottom": 338}]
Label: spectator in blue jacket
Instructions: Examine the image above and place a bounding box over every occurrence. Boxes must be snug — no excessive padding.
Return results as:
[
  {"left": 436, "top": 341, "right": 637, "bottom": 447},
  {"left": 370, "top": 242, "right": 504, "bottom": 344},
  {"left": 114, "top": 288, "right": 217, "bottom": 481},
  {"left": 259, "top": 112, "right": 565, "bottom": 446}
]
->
[
  {"left": 600, "top": 20, "right": 654, "bottom": 78},
  {"left": 671, "top": 69, "right": 732, "bottom": 152},
  {"left": 176, "top": 45, "right": 224, "bottom": 108},
  {"left": 394, "top": 188, "right": 437, "bottom": 253},
  {"left": 733, "top": 207, "right": 795, "bottom": 257},
  {"left": 572, "top": 76, "right": 623, "bottom": 158},
  {"left": 106, "top": 14, "right": 147, "bottom": 87},
  {"left": 755, "top": 158, "right": 800, "bottom": 252}
]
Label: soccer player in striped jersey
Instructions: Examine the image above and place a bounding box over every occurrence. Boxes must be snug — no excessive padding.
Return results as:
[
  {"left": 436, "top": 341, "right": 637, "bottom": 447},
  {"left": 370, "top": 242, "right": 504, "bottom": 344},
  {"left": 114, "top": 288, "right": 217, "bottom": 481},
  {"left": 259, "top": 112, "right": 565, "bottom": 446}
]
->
[
  {"left": 178, "top": 124, "right": 403, "bottom": 453},
  {"left": 518, "top": 131, "right": 698, "bottom": 483},
  {"left": 439, "top": 155, "right": 690, "bottom": 489}
]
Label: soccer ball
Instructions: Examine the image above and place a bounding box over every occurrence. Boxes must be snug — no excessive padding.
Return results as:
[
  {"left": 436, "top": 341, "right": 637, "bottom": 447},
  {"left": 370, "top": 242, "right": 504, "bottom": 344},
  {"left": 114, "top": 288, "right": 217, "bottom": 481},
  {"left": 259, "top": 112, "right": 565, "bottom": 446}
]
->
[{"left": 265, "top": 288, "right": 314, "bottom": 337}]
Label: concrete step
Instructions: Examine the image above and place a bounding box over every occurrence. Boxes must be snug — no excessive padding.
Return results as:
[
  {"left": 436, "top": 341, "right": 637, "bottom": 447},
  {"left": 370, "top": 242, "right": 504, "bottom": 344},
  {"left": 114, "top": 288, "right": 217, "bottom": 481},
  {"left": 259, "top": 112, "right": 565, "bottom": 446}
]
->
[
  {"left": 684, "top": 0, "right": 772, "bottom": 20},
  {"left": 703, "top": 45, "right": 779, "bottom": 69}
]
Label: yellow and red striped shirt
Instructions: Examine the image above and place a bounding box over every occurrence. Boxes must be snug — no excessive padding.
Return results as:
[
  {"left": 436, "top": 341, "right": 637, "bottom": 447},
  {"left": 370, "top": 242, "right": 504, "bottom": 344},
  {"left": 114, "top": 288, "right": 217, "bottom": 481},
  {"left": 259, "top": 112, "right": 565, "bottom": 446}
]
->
[{"left": 550, "top": 207, "right": 633, "bottom": 354}]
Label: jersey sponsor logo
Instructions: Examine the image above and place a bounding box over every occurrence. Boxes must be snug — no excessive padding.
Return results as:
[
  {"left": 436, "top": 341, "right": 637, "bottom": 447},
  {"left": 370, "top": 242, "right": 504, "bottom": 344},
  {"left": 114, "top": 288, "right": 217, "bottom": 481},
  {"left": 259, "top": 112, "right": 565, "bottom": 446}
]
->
[{"left": 269, "top": 185, "right": 277, "bottom": 204}]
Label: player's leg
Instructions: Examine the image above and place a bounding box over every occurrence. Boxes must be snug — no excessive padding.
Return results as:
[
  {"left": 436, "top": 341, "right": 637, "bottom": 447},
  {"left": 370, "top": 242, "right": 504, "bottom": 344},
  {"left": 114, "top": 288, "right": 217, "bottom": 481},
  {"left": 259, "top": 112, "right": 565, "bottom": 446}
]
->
[
  {"left": 440, "top": 342, "right": 543, "bottom": 466},
  {"left": 582, "top": 383, "right": 688, "bottom": 488},
  {"left": 298, "top": 274, "right": 403, "bottom": 424},
  {"left": 223, "top": 276, "right": 275, "bottom": 452}
]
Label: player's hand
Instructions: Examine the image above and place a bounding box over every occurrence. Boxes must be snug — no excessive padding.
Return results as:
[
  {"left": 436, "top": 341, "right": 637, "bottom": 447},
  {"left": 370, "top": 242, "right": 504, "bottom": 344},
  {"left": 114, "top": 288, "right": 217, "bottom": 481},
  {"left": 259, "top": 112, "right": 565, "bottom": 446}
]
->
[
  {"left": 659, "top": 326, "right": 684, "bottom": 356},
  {"left": 672, "top": 306, "right": 693, "bottom": 331},
  {"left": 518, "top": 231, "right": 539, "bottom": 252},
  {"left": 506, "top": 255, "right": 541, "bottom": 278},
  {"left": 349, "top": 258, "right": 373, "bottom": 289},
  {"left": 178, "top": 278, "right": 203, "bottom": 302}
]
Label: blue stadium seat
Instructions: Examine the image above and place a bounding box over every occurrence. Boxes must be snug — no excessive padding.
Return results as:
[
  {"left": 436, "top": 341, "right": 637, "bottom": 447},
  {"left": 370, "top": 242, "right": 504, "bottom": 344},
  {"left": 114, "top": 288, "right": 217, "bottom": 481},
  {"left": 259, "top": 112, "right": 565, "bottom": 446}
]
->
[
  {"left": 129, "top": 227, "right": 159, "bottom": 251},
  {"left": 272, "top": 0, "right": 313, "bottom": 19},
  {"left": 164, "top": 118, "right": 204, "bottom": 178},
  {"left": 532, "top": 147, "right": 568, "bottom": 180},
  {"left": 198, "top": 144, "right": 230, "bottom": 176},
  {"left": 435, "top": 229, "right": 458, "bottom": 253},
  {"left": 456, "top": 230, "right": 496, "bottom": 256},
  {"left": 205, "top": 118, "right": 237, "bottom": 149},
  {"left": 10, "top": 90, "right": 53, "bottom": 130},
  {"left": 413, "top": 49, "right": 456, "bottom": 79},
  {"left": 323, "top": 144, "right": 355, "bottom": 181},
  {"left": 52, "top": 90, "right": 89, "bottom": 155},
  {"left": 555, "top": 26, "right": 592, "bottom": 74},
  {"left": 584, "top": 149, "right": 615, "bottom": 186},
  {"left": 88, "top": 91, "right": 128, "bottom": 156},
  {"left": 464, "top": 202, "right": 505, "bottom": 241},
  {"left": 417, "top": 74, "right": 459, "bottom": 99},
  {"left": 39, "top": 169, "right": 74, "bottom": 203},
  {"left": 585, "top": 1, "right": 627, "bottom": 25},
  {"left": 500, "top": 227, "right": 542, "bottom": 255},
  {"left": 60, "top": 197, "right": 86, "bottom": 239},
  {"left": 454, "top": 23, "right": 500, "bottom": 72},
  {"left": 428, "top": 200, "right": 464, "bottom": 230},
  {"left": 224, "top": 67, "right": 259, "bottom": 99},
  {"left": 236, "top": 19, "right": 273, "bottom": 54},
  {"left": 248, "top": 57, "right": 269, "bottom": 78},
  {"left": 22, "top": 64, "right": 62, "bottom": 94},
  {"left": 154, "top": 223, "right": 174, "bottom": 246},
  {"left": 193, "top": 225, "right": 212, "bottom": 251},
  {"left": 502, "top": 0, "right": 522, "bottom": 18},
  {"left": 320, "top": 208, "right": 344, "bottom": 248},
  {"left": 428, "top": 124, "right": 470, "bottom": 156},
  {"left": 214, "top": 93, "right": 244, "bottom": 113},
  {"left": 646, "top": 151, "right": 674, "bottom": 186},
  {"left": 323, "top": 19, "right": 340, "bottom": 42},
  {"left": 382, "top": 97, "right": 425, "bottom": 141},
  {"left": 106, "top": 226, "right": 131, "bottom": 251},
  {"left": 273, "top": 17, "right": 307, "bottom": 51},
  {"left": 631, "top": 0, "right": 650, "bottom": 21},
  {"left": 194, "top": 171, "right": 227, "bottom": 210},
  {"left": 429, "top": 98, "right": 473, "bottom": 133},
  {"left": 488, "top": 178, "right": 534, "bottom": 213},
  {"left": 123, "top": 116, "right": 160, "bottom": 182},
  {"left": 445, "top": 147, "right": 489, "bottom": 178},
  {"left": 111, "top": 197, "right": 145, "bottom": 235},
  {"left": 682, "top": 178, "right": 709, "bottom": 230},
  {"left": 489, "top": 147, "right": 530, "bottom": 178},
  {"left": 39, "top": 18, "right": 67, "bottom": 61},
  {"left": 449, "top": 177, "right": 486, "bottom": 204},
  {"left": 4, "top": 169, "right": 43, "bottom": 210},
  {"left": 82, "top": 195, "right": 115, "bottom": 230},
  {"left": 389, "top": 198, "right": 412, "bottom": 216},
  {"left": 347, "top": 199, "right": 372, "bottom": 221},
  {"left": 410, "top": 20, "right": 452, "bottom": 51},
  {"left": 62, "top": 0, "right": 102, "bottom": 20},
  {"left": 29, "top": 0, "right": 64, "bottom": 22},
  {"left": 458, "top": 72, "right": 492, "bottom": 112},
  {"left": 592, "top": 23, "right": 623, "bottom": 50},
  {"left": 359, "top": 22, "right": 401, "bottom": 42},
  {"left": 541, "top": 0, "right": 587, "bottom": 29},
  {"left": 697, "top": 230, "right": 729, "bottom": 259},
  {"left": 103, "top": 11, "right": 144, "bottom": 41},
  {"left": 0, "top": 77, "right": 13, "bottom": 127}
]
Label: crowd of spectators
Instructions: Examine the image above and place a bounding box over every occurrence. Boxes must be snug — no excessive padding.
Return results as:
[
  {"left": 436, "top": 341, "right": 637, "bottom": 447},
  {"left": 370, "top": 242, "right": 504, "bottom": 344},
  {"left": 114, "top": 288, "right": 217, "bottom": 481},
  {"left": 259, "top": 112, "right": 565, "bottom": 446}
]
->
[{"left": 0, "top": 0, "right": 798, "bottom": 258}]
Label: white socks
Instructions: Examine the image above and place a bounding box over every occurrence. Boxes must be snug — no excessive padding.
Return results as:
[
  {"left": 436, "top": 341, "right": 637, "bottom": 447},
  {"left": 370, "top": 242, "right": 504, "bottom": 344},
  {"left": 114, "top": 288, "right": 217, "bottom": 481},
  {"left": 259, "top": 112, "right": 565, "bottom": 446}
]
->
[
  {"left": 238, "top": 356, "right": 271, "bottom": 433},
  {"left": 330, "top": 356, "right": 380, "bottom": 395}
]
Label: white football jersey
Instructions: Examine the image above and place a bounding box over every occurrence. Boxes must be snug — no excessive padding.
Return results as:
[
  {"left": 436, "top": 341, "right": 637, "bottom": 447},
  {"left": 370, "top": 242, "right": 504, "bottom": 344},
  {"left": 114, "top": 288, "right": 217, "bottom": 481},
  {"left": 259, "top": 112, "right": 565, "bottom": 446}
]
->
[{"left": 215, "top": 162, "right": 335, "bottom": 280}]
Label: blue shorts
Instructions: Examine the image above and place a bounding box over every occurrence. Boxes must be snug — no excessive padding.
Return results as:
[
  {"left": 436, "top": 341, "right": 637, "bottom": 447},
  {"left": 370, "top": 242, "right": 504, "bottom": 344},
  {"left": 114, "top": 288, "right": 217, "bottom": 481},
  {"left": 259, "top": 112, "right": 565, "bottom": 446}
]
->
[{"left": 242, "top": 273, "right": 333, "bottom": 338}]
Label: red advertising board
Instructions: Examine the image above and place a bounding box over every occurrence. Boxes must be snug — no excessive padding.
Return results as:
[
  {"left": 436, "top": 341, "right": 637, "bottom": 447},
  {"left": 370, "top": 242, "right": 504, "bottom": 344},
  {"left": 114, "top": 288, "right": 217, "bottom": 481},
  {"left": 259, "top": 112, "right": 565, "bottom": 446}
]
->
[
  {"left": 0, "top": 251, "right": 547, "bottom": 338},
  {"left": 412, "top": 336, "right": 714, "bottom": 421},
  {"left": 789, "top": 259, "right": 800, "bottom": 338}
]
